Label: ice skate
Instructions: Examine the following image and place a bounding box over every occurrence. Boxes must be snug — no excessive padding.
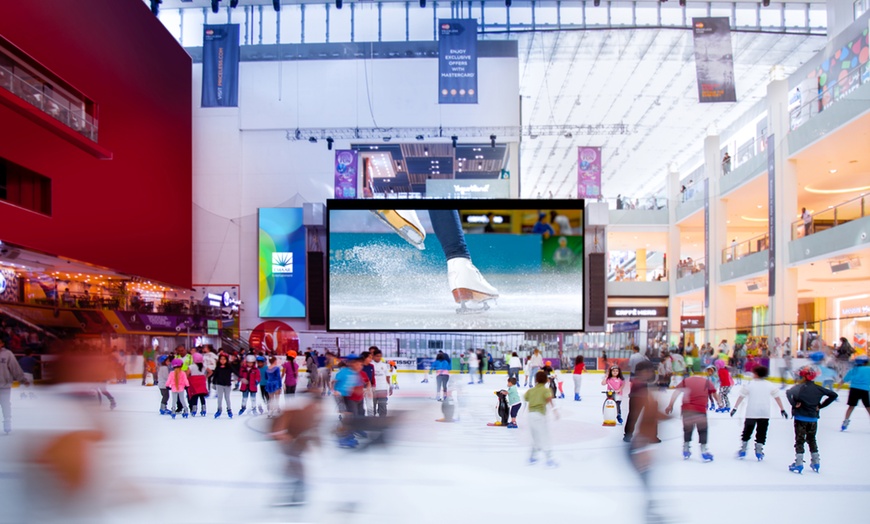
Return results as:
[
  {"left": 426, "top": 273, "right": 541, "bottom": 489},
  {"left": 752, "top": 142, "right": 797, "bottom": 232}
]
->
[
  {"left": 239, "top": 406, "right": 246, "bottom": 415},
  {"left": 616, "top": 415, "right": 623, "bottom": 425},
  {"left": 528, "top": 456, "right": 539, "bottom": 465},
  {"left": 546, "top": 459, "right": 559, "bottom": 468},
  {"left": 841, "top": 419, "right": 850, "bottom": 431},
  {"left": 339, "top": 435, "right": 359, "bottom": 448},
  {"left": 682, "top": 444, "right": 691, "bottom": 460},
  {"left": 214, "top": 409, "right": 222, "bottom": 419},
  {"left": 448, "top": 257, "right": 498, "bottom": 313},
  {"left": 182, "top": 412, "right": 189, "bottom": 419},
  {"left": 372, "top": 209, "right": 426, "bottom": 249},
  {"left": 200, "top": 409, "right": 206, "bottom": 417},
  {"left": 171, "top": 412, "right": 176, "bottom": 419},
  {"left": 789, "top": 453, "right": 804, "bottom": 474},
  {"left": 258, "top": 405, "right": 264, "bottom": 415},
  {"left": 755, "top": 443, "right": 764, "bottom": 461},
  {"left": 737, "top": 450, "right": 746, "bottom": 459},
  {"left": 574, "top": 393, "right": 580, "bottom": 401},
  {"left": 810, "top": 453, "right": 820, "bottom": 473},
  {"left": 228, "top": 409, "right": 233, "bottom": 419},
  {"left": 701, "top": 452, "right": 714, "bottom": 462}
]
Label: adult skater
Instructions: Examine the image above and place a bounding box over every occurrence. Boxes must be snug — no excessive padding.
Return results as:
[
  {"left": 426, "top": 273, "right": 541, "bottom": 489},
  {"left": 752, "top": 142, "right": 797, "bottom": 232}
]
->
[
  {"left": 840, "top": 356, "right": 870, "bottom": 431},
  {"left": 665, "top": 368, "right": 722, "bottom": 461},
  {"left": 786, "top": 366, "right": 838, "bottom": 473},
  {"left": 467, "top": 349, "right": 479, "bottom": 385},
  {"left": 730, "top": 365, "right": 787, "bottom": 460},
  {"left": 528, "top": 349, "right": 544, "bottom": 386},
  {"left": 0, "top": 339, "right": 29, "bottom": 434},
  {"left": 433, "top": 352, "right": 451, "bottom": 401},
  {"left": 623, "top": 361, "right": 658, "bottom": 443},
  {"left": 373, "top": 209, "right": 498, "bottom": 312},
  {"left": 507, "top": 352, "right": 522, "bottom": 383},
  {"left": 628, "top": 345, "right": 647, "bottom": 379},
  {"left": 371, "top": 348, "right": 392, "bottom": 416}
]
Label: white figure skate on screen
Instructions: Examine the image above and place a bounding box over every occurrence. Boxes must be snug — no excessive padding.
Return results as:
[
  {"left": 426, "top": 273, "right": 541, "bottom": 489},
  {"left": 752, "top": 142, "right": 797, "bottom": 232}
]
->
[
  {"left": 372, "top": 209, "right": 426, "bottom": 250},
  {"left": 448, "top": 257, "right": 498, "bottom": 313}
]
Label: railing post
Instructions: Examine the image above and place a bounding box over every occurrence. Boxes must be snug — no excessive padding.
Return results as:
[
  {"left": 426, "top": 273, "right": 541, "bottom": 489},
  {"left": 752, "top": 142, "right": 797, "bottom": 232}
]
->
[{"left": 834, "top": 207, "right": 838, "bottom": 227}]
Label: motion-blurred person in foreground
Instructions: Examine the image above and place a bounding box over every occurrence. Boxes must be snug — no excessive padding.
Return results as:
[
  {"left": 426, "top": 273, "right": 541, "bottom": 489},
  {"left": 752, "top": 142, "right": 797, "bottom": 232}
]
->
[
  {"left": 524, "top": 370, "right": 558, "bottom": 467},
  {"left": 626, "top": 361, "right": 667, "bottom": 524},
  {"left": 665, "top": 366, "right": 722, "bottom": 462},
  {"left": 786, "top": 366, "right": 837, "bottom": 473},
  {"left": 332, "top": 356, "right": 363, "bottom": 448},
  {"left": 269, "top": 391, "right": 323, "bottom": 506},
  {"left": 624, "top": 359, "right": 659, "bottom": 443},
  {"left": 1, "top": 338, "right": 30, "bottom": 434}
]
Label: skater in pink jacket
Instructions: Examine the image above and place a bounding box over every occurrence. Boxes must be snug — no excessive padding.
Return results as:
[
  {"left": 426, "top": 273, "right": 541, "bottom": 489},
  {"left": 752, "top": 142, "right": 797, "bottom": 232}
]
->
[{"left": 166, "top": 358, "right": 190, "bottom": 419}]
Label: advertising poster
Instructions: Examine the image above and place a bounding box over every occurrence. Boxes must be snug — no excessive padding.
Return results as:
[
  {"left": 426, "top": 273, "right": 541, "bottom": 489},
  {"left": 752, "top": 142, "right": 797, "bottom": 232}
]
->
[
  {"left": 334, "top": 150, "right": 359, "bottom": 199},
  {"left": 576, "top": 147, "right": 602, "bottom": 199},
  {"left": 202, "top": 24, "right": 240, "bottom": 107},
  {"left": 259, "top": 208, "right": 307, "bottom": 318},
  {"left": 767, "top": 135, "right": 776, "bottom": 297},
  {"left": 691, "top": 17, "right": 737, "bottom": 103},
  {"left": 438, "top": 19, "right": 478, "bottom": 104}
]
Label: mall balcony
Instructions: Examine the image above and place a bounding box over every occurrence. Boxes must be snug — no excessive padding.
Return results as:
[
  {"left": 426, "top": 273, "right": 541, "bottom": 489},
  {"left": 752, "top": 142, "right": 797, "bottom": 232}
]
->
[
  {"left": 789, "top": 193, "right": 870, "bottom": 264},
  {"left": 720, "top": 233, "right": 770, "bottom": 283},
  {"left": 675, "top": 257, "right": 705, "bottom": 294},
  {"left": 606, "top": 196, "right": 668, "bottom": 226}
]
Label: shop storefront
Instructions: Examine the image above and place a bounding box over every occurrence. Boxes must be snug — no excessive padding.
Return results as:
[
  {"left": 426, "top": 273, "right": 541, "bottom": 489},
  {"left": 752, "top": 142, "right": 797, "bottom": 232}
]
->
[
  {"left": 607, "top": 305, "right": 669, "bottom": 356},
  {"left": 835, "top": 295, "right": 870, "bottom": 357}
]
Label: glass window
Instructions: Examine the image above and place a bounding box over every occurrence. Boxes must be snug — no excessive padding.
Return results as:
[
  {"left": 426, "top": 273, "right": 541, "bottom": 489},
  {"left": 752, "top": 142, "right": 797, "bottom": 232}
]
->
[
  {"left": 485, "top": 2, "right": 508, "bottom": 27},
  {"left": 353, "top": 3, "right": 380, "bottom": 42},
  {"left": 380, "top": 2, "right": 407, "bottom": 42},
  {"left": 660, "top": 4, "right": 684, "bottom": 26},
  {"left": 408, "top": 3, "right": 432, "bottom": 40},
  {"left": 181, "top": 8, "right": 205, "bottom": 47},
  {"left": 735, "top": 4, "right": 758, "bottom": 28},
  {"left": 808, "top": 4, "right": 827, "bottom": 29},
  {"left": 710, "top": 3, "right": 732, "bottom": 20},
  {"left": 784, "top": 4, "right": 806, "bottom": 29},
  {"left": 635, "top": 3, "right": 659, "bottom": 26},
  {"left": 279, "top": 4, "right": 303, "bottom": 44},
  {"left": 329, "top": 3, "right": 352, "bottom": 42},
  {"left": 509, "top": 3, "right": 533, "bottom": 27},
  {"left": 559, "top": 2, "right": 584, "bottom": 26},
  {"left": 304, "top": 3, "right": 327, "bottom": 44},
  {"left": 585, "top": 3, "right": 608, "bottom": 26},
  {"left": 534, "top": 1, "right": 559, "bottom": 27},
  {"left": 685, "top": 5, "right": 709, "bottom": 24},
  {"left": 260, "top": 7, "right": 278, "bottom": 45},
  {"left": 611, "top": 2, "right": 634, "bottom": 26},
  {"left": 759, "top": 3, "right": 782, "bottom": 28},
  {"left": 206, "top": 7, "right": 230, "bottom": 25},
  {"left": 158, "top": 8, "right": 182, "bottom": 43}
]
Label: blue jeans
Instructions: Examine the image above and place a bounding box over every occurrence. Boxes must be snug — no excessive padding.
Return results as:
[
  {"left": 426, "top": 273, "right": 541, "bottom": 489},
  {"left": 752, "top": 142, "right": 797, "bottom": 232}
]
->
[{"left": 429, "top": 210, "right": 469, "bottom": 260}]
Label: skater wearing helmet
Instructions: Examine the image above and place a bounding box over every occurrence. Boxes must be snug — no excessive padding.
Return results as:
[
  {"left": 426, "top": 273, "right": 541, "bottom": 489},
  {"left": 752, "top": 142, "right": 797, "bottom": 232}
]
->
[
  {"left": 840, "top": 356, "right": 870, "bottom": 431},
  {"left": 166, "top": 358, "right": 191, "bottom": 419},
  {"left": 786, "top": 366, "right": 837, "bottom": 473}
]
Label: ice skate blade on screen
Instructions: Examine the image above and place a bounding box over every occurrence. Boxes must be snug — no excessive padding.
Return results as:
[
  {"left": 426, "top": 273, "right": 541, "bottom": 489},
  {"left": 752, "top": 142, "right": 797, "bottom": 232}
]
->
[
  {"left": 448, "top": 257, "right": 498, "bottom": 313},
  {"left": 372, "top": 209, "right": 426, "bottom": 249}
]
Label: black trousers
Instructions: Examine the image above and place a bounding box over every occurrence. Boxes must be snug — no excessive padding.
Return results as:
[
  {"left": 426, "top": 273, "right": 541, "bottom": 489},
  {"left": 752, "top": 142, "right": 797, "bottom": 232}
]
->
[
  {"left": 624, "top": 394, "right": 645, "bottom": 438},
  {"left": 794, "top": 420, "right": 818, "bottom": 454},
  {"left": 682, "top": 412, "right": 708, "bottom": 444},
  {"left": 741, "top": 418, "right": 769, "bottom": 444}
]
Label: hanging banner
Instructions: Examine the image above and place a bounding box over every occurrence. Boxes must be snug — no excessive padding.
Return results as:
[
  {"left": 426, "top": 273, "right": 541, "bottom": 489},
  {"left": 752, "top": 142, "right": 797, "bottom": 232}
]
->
[
  {"left": 259, "top": 208, "right": 307, "bottom": 318},
  {"left": 202, "top": 24, "right": 240, "bottom": 107},
  {"left": 438, "top": 19, "right": 478, "bottom": 104},
  {"left": 577, "top": 147, "right": 602, "bottom": 199},
  {"left": 767, "top": 135, "right": 776, "bottom": 297},
  {"left": 691, "top": 17, "right": 737, "bottom": 103},
  {"left": 334, "top": 150, "right": 359, "bottom": 199}
]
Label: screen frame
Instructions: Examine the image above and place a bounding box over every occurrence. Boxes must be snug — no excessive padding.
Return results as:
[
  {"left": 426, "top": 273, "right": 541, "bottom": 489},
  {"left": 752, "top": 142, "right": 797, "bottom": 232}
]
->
[{"left": 325, "top": 198, "right": 586, "bottom": 333}]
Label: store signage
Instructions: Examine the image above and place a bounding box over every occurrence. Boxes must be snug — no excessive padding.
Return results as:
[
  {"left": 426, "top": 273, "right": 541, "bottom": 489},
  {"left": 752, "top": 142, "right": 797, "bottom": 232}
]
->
[
  {"left": 426, "top": 179, "right": 510, "bottom": 198},
  {"left": 608, "top": 307, "right": 668, "bottom": 318},
  {"left": 841, "top": 305, "right": 870, "bottom": 317},
  {"left": 680, "top": 316, "right": 705, "bottom": 329}
]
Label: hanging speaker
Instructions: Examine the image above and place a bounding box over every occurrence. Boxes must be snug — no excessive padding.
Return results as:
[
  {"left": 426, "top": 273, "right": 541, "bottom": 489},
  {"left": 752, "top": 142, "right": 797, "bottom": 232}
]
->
[
  {"left": 307, "top": 252, "right": 325, "bottom": 326},
  {"left": 588, "top": 253, "right": 606, "bottom": 327}
]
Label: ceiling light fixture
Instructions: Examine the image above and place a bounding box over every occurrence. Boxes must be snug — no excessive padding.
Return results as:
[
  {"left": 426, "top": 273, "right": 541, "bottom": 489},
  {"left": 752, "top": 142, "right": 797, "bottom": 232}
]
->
[
  {"left": 273, "top": 0, "right": 281, "bottom": 12},
  {"left": 420, "top": 0, "right": 427, "bottom": 7},
  {"left": 326, "top": 137, "right": 334, "bottom": 150},
  {"left": 741, "top": 215, "right": 769, "bottom": 222},
  {"left": 335, "top": 0, "right": 343, "bottom": 10},
  {"left": 805, "top": 184, "right": 870, "bottom": 194},
  {"left": 211, "top": 0, "right": 219, "bottom": 14},
  {"left": 490, "top": 135, "right": 497, "bottom": 148},
  {"left": 308, "top": 136, "right": 317, "bottom": 144},
  {"left": 829, "top": 169, "right": 838, "bottom": 173},
  {"left": 451, "top": 135, "right": 458, "bottom": 148}
]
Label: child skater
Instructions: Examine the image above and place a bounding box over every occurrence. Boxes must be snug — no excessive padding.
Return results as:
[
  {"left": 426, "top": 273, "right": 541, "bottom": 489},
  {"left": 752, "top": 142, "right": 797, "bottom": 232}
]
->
[
  {"left": 665, "top": 368, "right": 722, "bottom": 462},
  {"left": 157, "top": 355, "right": 171, "bottom": 415},
  {"left": 265, "top": 356, "right": 284, "bottom": 418},
  {"left": 238, "top": 355, "right": 261, "bottom": 415},
  {"left": 601, "top": 364, "right": 625, "bottom": 424},
  {"left": 729, "top": 365, "right": 788, "bottom": 461},
  {"left": 166, "top": 358, "right": 190, "bottom": 419},
  {"left": 212, "top": 353, "right": 234, "bottom": 418},
  {"left": 572, "top": 355, "right": 585, "bottom": 401},
  {"left": 523, "top": 370, "right": 558, "bottom": 467},
  {"left": 188, "top": 352, "right": 209, "bottom": 417},
  {"left": 840, "top": 356, "right": 870, "bottom": 431},
  {"left": 715, "top": 359, "right": 734, "bottom": 412},
  {"left": 786, "top": 366, "right": 838, "bottom": 473},
  {"left": 506, "top": 377, "right": 521, "bottom": 428}
]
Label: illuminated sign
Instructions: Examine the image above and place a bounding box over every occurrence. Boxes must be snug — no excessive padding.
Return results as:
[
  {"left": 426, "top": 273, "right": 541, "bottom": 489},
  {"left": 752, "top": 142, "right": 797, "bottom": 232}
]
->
[{"left": 608, "top": 307, "right": 668, "bottom": 318}]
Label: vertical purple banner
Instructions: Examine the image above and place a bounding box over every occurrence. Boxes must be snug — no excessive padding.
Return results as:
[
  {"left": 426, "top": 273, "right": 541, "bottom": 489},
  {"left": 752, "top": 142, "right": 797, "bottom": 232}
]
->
[
  {"left": 767, "top": 135, "right": 776, "bottom": 297},
  {"left": 334, "top": 150, "right": 359, "bottom": 199},
  {"left": 577, "top": 147, "right": 602, "bottom": 199}
]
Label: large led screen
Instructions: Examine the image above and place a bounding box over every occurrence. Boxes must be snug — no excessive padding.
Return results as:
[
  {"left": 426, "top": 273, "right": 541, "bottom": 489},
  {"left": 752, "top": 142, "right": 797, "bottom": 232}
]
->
[
  {"left": 327, "top": 199, "right": 584, "bottom": 331},
  {"left": 259, "top": 208, "right": 306, "bottom": 318}
]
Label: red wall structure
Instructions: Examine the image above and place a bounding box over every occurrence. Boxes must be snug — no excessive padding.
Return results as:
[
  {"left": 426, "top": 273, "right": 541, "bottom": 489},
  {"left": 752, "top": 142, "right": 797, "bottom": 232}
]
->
[{"left": 0, "top": 0, "right": 192, "bottom": 288}]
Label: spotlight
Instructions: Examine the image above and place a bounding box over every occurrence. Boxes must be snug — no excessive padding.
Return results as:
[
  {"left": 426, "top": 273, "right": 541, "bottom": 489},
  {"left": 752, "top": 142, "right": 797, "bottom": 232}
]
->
[
  {"left": 594, "top": 0, "right": 600, "bottom": 6},
  {"left": 415, "top": 134, "right": 425, "bottom": 141},
  {"left": 451, "top": 136, "right": 458, "bottom": 148},
  {"left": 490, "top": 135, "right": 496, "bottom": 148},
  {"left": 211, "top": 0, "right": 219, "bottom": 14},
  {"left": 326, "top": 137, "right": 334, "bottom": 150},
  {"left": 150, "top": 0, "right": 161, "bottom": 15},
  {"left": 308, "top": 136, "right": 318, "bottom": 144},
  {"left": 679, "top": 0, "right": 686, "bottom": 5},
  {"left": 762, "top": 0, "right": 770, "bottom": 5},
  {"left": 420, "top": 0, "right": 427, "bottom": 7},
  {"left": 230, "top": 0, "right": 239, "bottom": 7},
  {"left": 336, "top": 0, "right": 343, "bottom": 9},
  {"left": 273, "top": 0, "right": 280, "bottom": 12},
  {"left": 505, "top": 0, "right": 512, "bottom": 6}
]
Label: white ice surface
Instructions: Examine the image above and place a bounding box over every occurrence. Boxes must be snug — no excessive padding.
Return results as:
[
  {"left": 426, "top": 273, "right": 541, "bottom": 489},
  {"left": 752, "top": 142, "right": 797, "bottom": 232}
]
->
[{"left": 1, "top": 374, "right": 868, "bottom": 524}]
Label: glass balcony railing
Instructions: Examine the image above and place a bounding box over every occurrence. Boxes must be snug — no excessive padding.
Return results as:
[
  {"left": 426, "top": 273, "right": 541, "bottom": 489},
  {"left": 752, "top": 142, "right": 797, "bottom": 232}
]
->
[
  {"left": 790, "top": 57, "right": 870, "bottom": 131},
  {"left": 605, "top": 196, "right": 667, "bottom": 210},
  {"left": 722, "top": 233, "right": 770, "bottom": 263},
  {"left": 0, "top": 64, "right": 98, "bottom": 141},
  {"left": 677, "top": 257, "right": 706, "bottom": 279},
  {"left": 679, "top": 181, "right": 706, "bottom": 204},
  {"left": 792, "top": 194, "right": 869, "bottom": 240}
]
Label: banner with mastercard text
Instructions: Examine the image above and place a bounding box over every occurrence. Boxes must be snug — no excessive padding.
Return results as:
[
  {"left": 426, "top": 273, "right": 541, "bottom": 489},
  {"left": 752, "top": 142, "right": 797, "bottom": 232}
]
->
[{"left": 438, "top": 19, "right": 478, "bottom": 104}]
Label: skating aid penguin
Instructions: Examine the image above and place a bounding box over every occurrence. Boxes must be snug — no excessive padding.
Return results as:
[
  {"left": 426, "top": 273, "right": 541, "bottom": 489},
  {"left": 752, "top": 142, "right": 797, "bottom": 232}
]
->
[{"left": 602, "top": 391, "right": 618, "bottom": 426}]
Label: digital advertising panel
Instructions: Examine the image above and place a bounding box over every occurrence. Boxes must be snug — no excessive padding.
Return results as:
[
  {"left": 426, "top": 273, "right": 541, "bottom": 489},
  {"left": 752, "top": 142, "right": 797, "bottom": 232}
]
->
[
  {"left": 258, "top": 208, "right": 306, "bottom": 318},
  {"left": 327, "top": 199, "right": 584, "bottom": 332}
]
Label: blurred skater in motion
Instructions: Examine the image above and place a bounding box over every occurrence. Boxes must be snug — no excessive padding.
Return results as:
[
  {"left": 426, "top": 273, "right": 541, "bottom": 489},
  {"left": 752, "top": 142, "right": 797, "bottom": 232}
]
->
[
  {"left": 212, "top": 353, "right": 234, "bottom": 419},
  {"left": 304, "top": 350, "right": 319, "bottom": 390},
  {"left": 665, "top": 367, "right": 722, "bottom": 462},
  {"left": 624, "top": 361, "right": 659, "bottom": 443},
  {"left": 264, "top": 357, "right": 283, "bottom": 418},
  {"left": 602, "top": 365, "right": 625, "bottom": 424},
  {"left": 373, "top": 209, "right": 498, "bottom": 312},
  {"left": 524, "top": 370, "right": 558, "bottom": 467},
  {"left": 269, "top": 391, "right": 323, "bottom": 506},
  {"left": 1, "top": 338, "right": 29, "bottom": 434},
  {"left": 468, "top": 349, "right": 479, "bottom": 385},
  {"left": 166, "top": 358, "right": 190, "bottom": 419},
  {"left": 840, "top": 356, "right": 870, "bottom": 431},
  {"left": 371, "top": 348, "right": 392, "bottom": 416},
  {"left": 626, "top": 361, "right": 667, "bottom": 524},
  {"left": 17, "top": 349, "right": 38, "bottom": 399},
  {"left": 572, "top": 355, "right": 585, "bottom": 401},
  {"left": 433, "top": 351, "right": 451, "bottom": 401},
  {"left": 238, "top": 355, "right": 261, "bottom": 416},
  {"left": 786, "top": 366, "right": 838, "bottom": 473},
  {"left": 729, "top": 365, "right": 787, "bottom": 461},
  {"left": 332, "top": 355, "right": 364, "bottom": 448},
  {"left": 95, "top": 350, "right": 117, "bottom": 411},
  {"left": 476, "top": 349, "right": 486, "bottom": 384}
]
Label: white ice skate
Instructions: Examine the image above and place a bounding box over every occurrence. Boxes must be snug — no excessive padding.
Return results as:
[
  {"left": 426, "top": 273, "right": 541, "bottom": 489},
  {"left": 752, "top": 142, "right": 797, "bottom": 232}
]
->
[
  {"left": 447, "top": 257, "right": 498, "bottom": 313},
  {"left": 372, "top": 209, "right": 426, "bottom": 249}
]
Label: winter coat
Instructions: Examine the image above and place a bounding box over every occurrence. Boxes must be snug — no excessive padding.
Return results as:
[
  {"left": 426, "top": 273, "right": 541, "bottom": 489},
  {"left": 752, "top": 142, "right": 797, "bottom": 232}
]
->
[
  {"left": 238, "top": 365, "right": 261, "bottom": 393},
  {"left": 786, "top": 381, "right": 837, "bottom": 422}
]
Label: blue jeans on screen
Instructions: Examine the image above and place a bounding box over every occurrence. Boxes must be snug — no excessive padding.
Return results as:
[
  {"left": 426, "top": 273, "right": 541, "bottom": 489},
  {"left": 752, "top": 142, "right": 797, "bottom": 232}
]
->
[{"left": 429, "top": 210, "right": 469, "bottom": 261}]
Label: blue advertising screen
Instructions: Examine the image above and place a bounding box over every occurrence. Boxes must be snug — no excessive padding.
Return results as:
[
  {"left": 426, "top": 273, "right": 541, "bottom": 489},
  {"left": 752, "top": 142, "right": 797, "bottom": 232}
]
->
[{"left": 259, "top": 208, "right": 306, "bottom": 318}]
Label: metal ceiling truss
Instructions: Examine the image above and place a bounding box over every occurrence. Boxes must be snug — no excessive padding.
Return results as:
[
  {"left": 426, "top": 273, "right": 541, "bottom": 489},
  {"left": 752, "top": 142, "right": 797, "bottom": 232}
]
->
[{"left": 285, "top": 123, "right": 630, "bottom": 141}]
